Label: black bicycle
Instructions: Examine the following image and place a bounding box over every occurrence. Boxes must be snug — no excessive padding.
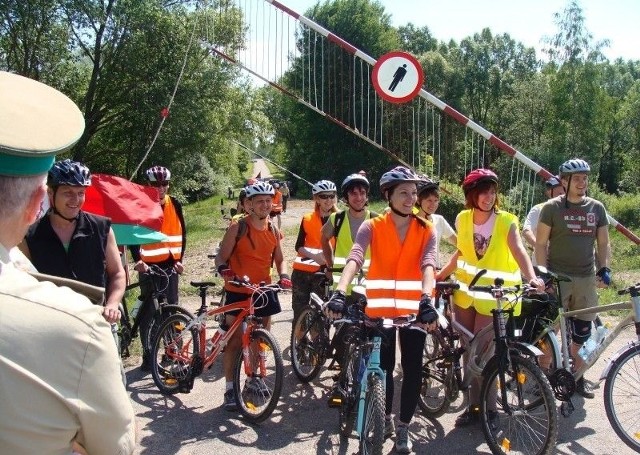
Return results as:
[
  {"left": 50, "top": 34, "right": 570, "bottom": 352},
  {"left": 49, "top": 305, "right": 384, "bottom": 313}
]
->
[{"left": 117, "top": 264, "right": 193, "bottom": 361}]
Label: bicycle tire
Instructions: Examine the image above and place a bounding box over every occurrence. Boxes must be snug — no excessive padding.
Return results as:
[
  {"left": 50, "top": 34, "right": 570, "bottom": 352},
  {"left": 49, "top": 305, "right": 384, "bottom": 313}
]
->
[
  {"left": 150, "top": 313, "right": 199, "bottom": 395},
  {"left": 233, "top": 328, "right": 284, "bottom": 423},
  {"left": 359, "top": 373, "right": 385, "bottom": 455},
  {"left": 480, "top": 355, "right": 558, "bottom": 455},
  {"left": 339, "top": 341, "right": 361, "bottom": 437},
  {"left": 418, "top": 340, "right": 455, "bottom": 418},
  {"left": 146, "top": 305, "right": 195, "bottom": 356},
  {"left": 290, "top": 306, "right": 327, "bottom": 382},
  {"left": 423, "top": 331, "right": 440, "bottom": 359},
  {"left": 603, "top": 344, "right": 640, "bottom": 452}
]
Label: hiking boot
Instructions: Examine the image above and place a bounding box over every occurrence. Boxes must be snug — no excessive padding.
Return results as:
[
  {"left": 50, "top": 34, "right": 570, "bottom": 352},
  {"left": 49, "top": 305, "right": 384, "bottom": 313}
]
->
[
  {"left": 223, "top": 389, "right": 238, "bottom": 411},
  {"left": 576, "top": 377, "right": 595, "bottom": 399},
  {"left": 140, "top": 354, "right": 151, "bottom": 372},
  {"left": 245, "top": 377, "right": 270, "bottom": 395},
  {"left": 455, "top": 406, "right": 481, "bottom": 427},
  {"left": 395, "top": 425, "right": 412, "bottom": 454},
  {"left": 384, "top": 418, "right": 395, "bottom": 439}
]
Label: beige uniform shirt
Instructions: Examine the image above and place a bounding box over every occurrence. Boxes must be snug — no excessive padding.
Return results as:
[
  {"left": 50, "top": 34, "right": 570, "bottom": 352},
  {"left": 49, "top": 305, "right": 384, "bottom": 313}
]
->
[{"left": 0, "top": 244, "right": 135, "bottom": 455}]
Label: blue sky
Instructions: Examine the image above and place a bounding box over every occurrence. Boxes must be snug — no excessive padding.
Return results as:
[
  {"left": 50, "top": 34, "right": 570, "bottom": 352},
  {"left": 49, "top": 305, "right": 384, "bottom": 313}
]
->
[{"left": 278, "top": 0, "right": 639, "bottom": 61}]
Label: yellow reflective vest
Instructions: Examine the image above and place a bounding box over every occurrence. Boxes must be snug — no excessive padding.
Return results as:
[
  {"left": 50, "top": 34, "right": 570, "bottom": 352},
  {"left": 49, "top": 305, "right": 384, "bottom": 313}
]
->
[
  {"left": 453, "top": 209, "right": 522, "bottom": 316},
  {"left": 329, "top": 210, "right": 374, "bottom": 291}
]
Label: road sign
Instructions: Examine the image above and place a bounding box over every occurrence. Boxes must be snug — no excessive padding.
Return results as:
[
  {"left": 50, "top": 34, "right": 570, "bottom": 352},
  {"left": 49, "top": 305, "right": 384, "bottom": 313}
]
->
[{"left": 372, "top": 51, "right": 424, "bottom": 104}]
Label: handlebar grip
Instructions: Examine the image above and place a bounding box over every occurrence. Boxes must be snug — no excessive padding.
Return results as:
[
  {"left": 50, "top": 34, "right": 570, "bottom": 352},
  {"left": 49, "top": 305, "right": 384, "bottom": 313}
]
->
[{"left": 469, "top": 285, "right": 494, "bottom": 294}]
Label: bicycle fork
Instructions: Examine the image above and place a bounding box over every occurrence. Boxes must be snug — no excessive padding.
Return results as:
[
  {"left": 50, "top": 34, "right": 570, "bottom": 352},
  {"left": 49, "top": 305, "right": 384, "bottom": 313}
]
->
[
  {"left": 355, "top": 336, "right": 385, "bottom": 437},
  {"left": 241, "top": 324, "right": 268, "bottom": 378}
]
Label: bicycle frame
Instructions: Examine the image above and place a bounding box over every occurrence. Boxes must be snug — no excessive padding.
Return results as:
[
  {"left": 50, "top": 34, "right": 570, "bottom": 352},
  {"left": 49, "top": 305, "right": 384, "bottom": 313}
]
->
[{"left": 355, "top": 334, "right": 385, "bottom": 437}]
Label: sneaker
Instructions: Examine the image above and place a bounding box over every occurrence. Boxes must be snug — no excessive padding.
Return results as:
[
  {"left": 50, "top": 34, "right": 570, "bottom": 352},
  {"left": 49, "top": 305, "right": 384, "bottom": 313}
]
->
[
  {"left": 223, "top": 389, "right": 238, "bottom": 411},
  {"left": 245, "top": 377, "right": 270, "bottom": 395},
  {"left": 140, "top": 354, "right": 151, "bottom": 372},
  {"left": 395, "top": 425, "right": 412, "bottom": 454},
  {"left": 455, "top": 406, "right": 481, "bottom": 427},
  {"left": 384, "top": 418, "right": 395, "bottom": 439},
  {"left": 575, "top": 377, "right": 595, "bottom": 399}
]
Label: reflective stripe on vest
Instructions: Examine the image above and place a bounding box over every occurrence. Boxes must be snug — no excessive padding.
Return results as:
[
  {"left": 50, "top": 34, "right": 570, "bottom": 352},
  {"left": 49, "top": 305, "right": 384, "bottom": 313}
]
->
[
  {"left": 453, "top": 209, "right": 522, "bottom": 316},
  {"left": 140, "top": 196, "right": 183, "bottom": 262},
  {"left": 365, "top": 214, "right": 432, "bottom": 318},
  {"left": 292, "top": 211, "right": 330, "bottom": 273}
]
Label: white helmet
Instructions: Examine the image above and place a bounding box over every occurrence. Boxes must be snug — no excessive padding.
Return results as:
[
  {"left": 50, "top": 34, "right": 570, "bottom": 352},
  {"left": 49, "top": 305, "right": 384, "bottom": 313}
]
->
[
  {"left": 245, "top": 181, "right": 275, "bottom": 198},
  {"left": 559, "top": 158, "right": 590, "bottom": 175},
  {"left": 312, "top": 180, "right": 337, "bottom": 195},
  {"left": 379, "top": 166, "right": 422, "bottom": 193}
]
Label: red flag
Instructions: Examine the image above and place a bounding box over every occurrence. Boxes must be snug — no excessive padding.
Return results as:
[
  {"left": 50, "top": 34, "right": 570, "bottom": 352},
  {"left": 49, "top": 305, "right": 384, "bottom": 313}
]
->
[
  {"left": 160, "top": 107, "right": 170, "bottom": 118},
  {"left": 84, "top": 174, "right": 163, "bottom": 230},
  {"left": 256, "top": 171, "right": 262, "bottom": 179}
]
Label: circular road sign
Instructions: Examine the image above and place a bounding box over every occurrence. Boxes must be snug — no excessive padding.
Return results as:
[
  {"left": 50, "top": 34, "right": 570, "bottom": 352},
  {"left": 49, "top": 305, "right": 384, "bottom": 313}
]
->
[{"left": 372, "top": 51, "right": 424, "bottom": 104}]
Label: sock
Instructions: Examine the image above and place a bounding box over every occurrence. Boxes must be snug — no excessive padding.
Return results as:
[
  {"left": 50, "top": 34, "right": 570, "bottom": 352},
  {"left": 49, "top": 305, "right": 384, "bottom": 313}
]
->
[{"left": 226, "top": 381, "right": 233, "bottom": 391}]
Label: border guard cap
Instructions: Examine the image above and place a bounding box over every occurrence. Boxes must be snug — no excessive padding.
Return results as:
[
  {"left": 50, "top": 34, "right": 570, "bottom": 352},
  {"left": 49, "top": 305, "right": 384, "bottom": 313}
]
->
[{"left": 0, "top": 71, "right": 85, "bottom": 176}]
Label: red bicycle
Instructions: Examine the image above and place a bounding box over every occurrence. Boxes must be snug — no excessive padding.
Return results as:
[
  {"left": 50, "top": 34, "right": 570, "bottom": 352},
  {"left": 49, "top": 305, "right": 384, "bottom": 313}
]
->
[{"left": 150, "top": 277, "right": 286, "bottom": 423}]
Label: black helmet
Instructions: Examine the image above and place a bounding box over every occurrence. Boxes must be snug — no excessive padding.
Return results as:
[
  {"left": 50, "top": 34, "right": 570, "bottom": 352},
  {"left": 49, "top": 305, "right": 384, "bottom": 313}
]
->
[
  {"left": 417, "top": 176, "right": 439, "bottom": 198},
  {"left": 47, "top": 159, "right": 91, "bottom": 187},
  {"left": 341, "top": 173, "right": 370, "bottom": 198}
]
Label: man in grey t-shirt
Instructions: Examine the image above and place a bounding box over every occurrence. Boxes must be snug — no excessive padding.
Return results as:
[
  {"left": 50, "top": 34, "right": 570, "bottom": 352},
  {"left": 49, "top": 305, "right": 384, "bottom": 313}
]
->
[{"left": 535, "top": 158, "right": 610, "bottom": 400}]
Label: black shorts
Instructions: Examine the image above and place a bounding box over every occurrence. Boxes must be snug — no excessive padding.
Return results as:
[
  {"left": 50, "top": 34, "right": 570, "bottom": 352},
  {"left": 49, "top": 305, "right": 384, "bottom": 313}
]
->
[{"left": 224, "top": 289, "right": 282, "bottom": 318}]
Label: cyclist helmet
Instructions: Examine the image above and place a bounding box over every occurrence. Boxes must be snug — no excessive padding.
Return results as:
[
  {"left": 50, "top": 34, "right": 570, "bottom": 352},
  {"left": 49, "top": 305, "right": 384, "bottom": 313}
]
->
[
  {"left": 312, "top": 180, "right": 337, "bottom": 195},
  {"left": 559, "top": 158, "right": 590, "bottom": 175},
  {"left": 47, "top": 159, "right": 92, "bottom": 187},
  {"left": 145, "top": 165, "right": 171, "bottom": 182},
  {"left": 462, "top": 168, "right": 498, "bottom": 195},
  {"left": 545, "top": 175, "right": 562, "bottom": 188},
  {"left": 245, "top": 181, "right": 275, "bottom": 198},
  {"left": 379, "top": 166, "right": 423, "bottom": 194},
  {"left": 417, "top": 176, "right": 439, "bottom": 197},
  {"left": 273, "top": 182, "right": 281, "bottom": 189},
  {"left": 341, "top": 173, "right": 370, "bottom": 198}
]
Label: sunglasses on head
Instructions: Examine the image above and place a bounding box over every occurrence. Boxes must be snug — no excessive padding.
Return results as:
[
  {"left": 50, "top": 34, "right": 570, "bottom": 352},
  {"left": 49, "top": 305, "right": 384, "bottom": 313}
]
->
[
  {"left": 150, "top": 181, "right": 169, "bottom": 187},
  {"left": 317, "top": 193, "right": 335, "bottom": 200}
]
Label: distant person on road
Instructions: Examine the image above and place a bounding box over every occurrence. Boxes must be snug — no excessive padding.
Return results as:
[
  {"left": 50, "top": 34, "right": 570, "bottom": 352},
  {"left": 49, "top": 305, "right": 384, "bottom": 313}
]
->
[
  {"left": 280, "top": 181, "right": 290, "bottom": 213},
  {"left": 215, "top": 181, "right": 291, "bottom": 411},
  {"left": 0, "top": 70, "right": 135, "bottom": 455},
  {"left": 270, "top": 182, "right": 283, "bottom": 230},
  {"left": 291, "top": 180, "right": 338, "bottom": 330}
]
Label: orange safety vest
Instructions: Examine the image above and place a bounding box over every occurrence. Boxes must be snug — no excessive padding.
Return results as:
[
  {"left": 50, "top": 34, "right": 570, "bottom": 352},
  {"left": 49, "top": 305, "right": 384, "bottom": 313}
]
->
[
  {"left": 271, "top": 191, "right": 283, "bottom": 213},
  {"left": 140, "top": 196, "right": 183, "bottom": 263},
  {"left": 292, "top": 210, "right": 332, "bottom": 273},
  {"left": 365, "top": 213, "right": 433, "bottom": 318}
]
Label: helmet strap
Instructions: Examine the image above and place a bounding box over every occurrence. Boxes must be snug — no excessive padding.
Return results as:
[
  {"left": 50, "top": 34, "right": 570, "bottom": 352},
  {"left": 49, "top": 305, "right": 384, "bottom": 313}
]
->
[
  {"left": 49, "top": 187, "right": 79, "bottom": 223},
  {"left": 389, "top": 203, "right": 410, "bottom": 218}
]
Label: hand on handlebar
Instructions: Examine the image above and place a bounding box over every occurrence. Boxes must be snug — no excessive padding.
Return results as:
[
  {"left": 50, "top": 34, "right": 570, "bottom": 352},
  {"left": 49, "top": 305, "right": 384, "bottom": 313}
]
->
[
  {"left": 278, "top": 273, "right": 292, "bottom": 289},
  {"left": 323, "top": 290, "right": 346, "bottom": 319},
  {"left": 417, "top": 294, "right": 438, "bottom": 332},
  {"left": 527, "top": 277, "right": 546, "bottom": 293},
  {"left": 217, "top": 263, "right": 235, "bottom": 280},
  {"left": 134, "top": 260, "right": 149, "bottom": 273}
]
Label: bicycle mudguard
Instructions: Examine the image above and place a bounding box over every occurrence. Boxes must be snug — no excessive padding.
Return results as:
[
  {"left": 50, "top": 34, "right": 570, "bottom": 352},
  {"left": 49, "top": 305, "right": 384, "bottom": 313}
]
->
[
  {"left": 160, "top": 304, "right": 195, "bottom": 319},
  {"left": 599, "top": 341, "right": 640, "bottom": 381},
  {"left": 510, "top": 341, "right": 544, "bottom": 358},
  {"left": 309, "top": 292, "right": 324, "bottom": 309}
]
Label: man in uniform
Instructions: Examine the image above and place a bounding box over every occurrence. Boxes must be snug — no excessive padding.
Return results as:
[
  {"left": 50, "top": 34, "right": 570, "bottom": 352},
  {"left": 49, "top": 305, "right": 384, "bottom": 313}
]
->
[{"left": 0, "top": 71, "right": 135, "bottom": 454}]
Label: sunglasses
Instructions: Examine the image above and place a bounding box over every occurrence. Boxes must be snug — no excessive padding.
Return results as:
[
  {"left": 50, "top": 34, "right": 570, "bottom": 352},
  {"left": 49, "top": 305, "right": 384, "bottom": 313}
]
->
[
  {"left": 150, "top": 181, "right": 169, "bottom": 187},
  {"left": 317, "top": 194, "right": 336, "bottom": 200}
]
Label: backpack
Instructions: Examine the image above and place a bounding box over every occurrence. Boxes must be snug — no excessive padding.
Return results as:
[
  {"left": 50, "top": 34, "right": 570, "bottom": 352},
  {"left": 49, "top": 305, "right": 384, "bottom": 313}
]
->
[{"left": 333, "top": 210, "right": 378, "bottom": 239}]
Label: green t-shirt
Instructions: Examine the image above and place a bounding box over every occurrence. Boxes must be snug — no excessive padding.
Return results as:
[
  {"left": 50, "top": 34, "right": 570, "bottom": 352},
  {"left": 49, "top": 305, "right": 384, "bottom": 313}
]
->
[{"left": 538, "top": 196, "right": 608, "bottom": 276}]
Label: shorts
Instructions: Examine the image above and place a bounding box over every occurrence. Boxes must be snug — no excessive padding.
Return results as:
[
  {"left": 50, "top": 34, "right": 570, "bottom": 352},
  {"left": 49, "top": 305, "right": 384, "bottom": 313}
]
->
[
  {"left": 558, "top": 275, "right": 598, "bottom": 322},
  {"left": 224, "top": 289, "right": 282, "bottom": 318}
]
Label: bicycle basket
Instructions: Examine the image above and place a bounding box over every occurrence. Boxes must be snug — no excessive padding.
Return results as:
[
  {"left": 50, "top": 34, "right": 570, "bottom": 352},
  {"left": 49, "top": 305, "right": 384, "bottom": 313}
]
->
[
  {"left": 252, "top": 289, "right": 282, "bottom": 317},
  {"left": 513, "top": 293, "right": 559, "bottom": 342}
]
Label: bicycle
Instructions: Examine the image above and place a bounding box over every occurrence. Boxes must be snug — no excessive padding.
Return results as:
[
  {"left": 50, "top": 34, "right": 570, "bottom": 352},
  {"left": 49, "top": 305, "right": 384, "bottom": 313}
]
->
[
  {"left": 420, "top": 270, "right": 558, "bottom": 455},
  {"left": 150, "top": 277, "right": 286, "bottom": 423},
  {"left": 521, "top": 267, "right": 640, "bottom": 452},
  {"left": 328, "top": 289, "right": 420, "bottom": 455},
  {"left": 290, "top": 267, "right": 355, "bottom": 383},
  {"left": 116, "top": 264, "right": 193, "bottom": 360}
]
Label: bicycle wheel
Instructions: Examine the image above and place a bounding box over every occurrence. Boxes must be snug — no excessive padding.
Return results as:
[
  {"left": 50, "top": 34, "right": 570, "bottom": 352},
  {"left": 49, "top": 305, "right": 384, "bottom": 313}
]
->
[
  {"left": 339, "top": 340, "right": 361, "bottom": 437},
  {"left": 290, "top": 306, "right": 327, "bottom": 382},
  {"left": 604, "top": 344, "right": 640, "bottom": 452},
  {"left": 146, "top": 305, "right": 195, "bottom": 355},
  {"left": 418, "top": 341, "right": 455, "bottom": 418},
  {"left": 233, "top": 328, "right": 284, "bottom": 423},
  {"left": 359, "top": 373, "right": 385, "bottom": 455},
  {"left": 423, "top": 331, "right": 440, "bottom": 359},
  {"left": 480, "top": 355, "right": 558, "bottom": 455},
  {"left": 150, "top": 313, "right": 199, "bottom": 395}
]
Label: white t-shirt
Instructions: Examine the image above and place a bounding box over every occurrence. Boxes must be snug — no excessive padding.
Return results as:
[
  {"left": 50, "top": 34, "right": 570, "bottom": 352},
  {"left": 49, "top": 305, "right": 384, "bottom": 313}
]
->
[
  {"left": 522, "top": 203, "right": 544, "bottom": 265},
  {"left": 430, "top": 214, "right": 456, "bottom": 268}
]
